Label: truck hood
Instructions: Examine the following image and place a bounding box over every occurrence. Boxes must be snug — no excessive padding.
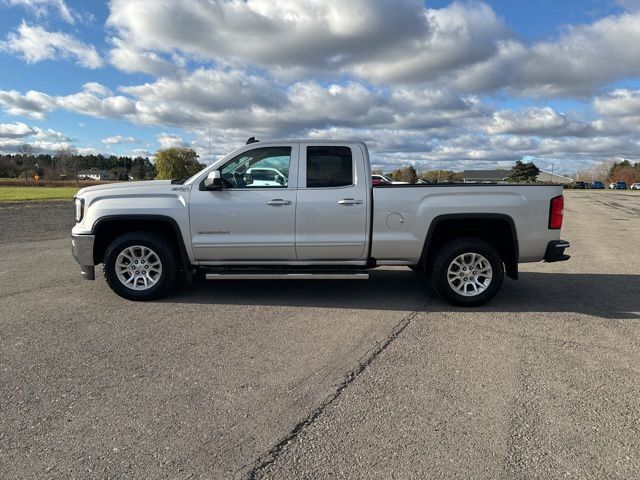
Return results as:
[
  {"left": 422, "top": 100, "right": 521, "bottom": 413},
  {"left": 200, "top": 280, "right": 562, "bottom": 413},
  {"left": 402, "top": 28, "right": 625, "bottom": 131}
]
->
[{"left": 77, "top": 180, "right": 174, "bottom": 196}]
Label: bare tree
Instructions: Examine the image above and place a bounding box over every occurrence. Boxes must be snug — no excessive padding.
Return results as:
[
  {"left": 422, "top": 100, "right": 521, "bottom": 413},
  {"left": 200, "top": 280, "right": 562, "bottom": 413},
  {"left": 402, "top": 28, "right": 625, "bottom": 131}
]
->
[
  {"left": 17, "top": 143, "right": 36, "bottom": 180},
  {"left": 575, "top": 169, "right": 592, "bottom": 182},
  {"left": 593, "top": 160, "right": 615, "bottom": 183},
  {"left": 70, "top": 150, "right": 80, "bottom": 182},
  {"left": 55, "top": 147, "right": 78, "bottom": 180}
]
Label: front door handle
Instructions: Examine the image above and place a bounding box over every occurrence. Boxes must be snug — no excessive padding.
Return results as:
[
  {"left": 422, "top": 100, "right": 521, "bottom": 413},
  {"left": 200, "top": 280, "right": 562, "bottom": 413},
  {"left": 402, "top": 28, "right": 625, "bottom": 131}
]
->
[
  {"left": 267, "top": 199, "right": 292, "bottom": 206},
  {"left": 338, "top": 198, "right": 363, "bottom": 206}
]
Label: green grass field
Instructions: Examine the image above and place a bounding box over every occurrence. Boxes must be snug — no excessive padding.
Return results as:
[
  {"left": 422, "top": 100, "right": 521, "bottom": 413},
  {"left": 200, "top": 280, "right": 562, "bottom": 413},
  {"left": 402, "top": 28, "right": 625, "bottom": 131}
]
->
[{"left": 0, "top": 186, "right": 80, "bottom": 202}]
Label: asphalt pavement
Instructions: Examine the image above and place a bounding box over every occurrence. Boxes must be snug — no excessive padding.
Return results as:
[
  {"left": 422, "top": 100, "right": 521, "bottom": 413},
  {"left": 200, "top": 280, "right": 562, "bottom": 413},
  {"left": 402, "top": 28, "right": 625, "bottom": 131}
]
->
[{"left": 1, "top": 191, "right": 639, "bottom": 479}]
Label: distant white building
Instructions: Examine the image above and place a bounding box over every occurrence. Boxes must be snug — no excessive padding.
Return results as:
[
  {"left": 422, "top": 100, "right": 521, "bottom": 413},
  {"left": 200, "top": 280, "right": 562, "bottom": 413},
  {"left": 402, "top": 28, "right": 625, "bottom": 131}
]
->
[
  {"left": 77, "top": 170, "right": 116, "bottom": 180},
  {"left": 536, "top": 171, "right": 574, "bottom": 184}
]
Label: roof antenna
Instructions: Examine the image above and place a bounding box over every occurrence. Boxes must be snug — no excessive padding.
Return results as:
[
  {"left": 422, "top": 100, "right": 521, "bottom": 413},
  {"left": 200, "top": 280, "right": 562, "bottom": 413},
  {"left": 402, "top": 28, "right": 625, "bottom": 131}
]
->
[{"left": 246, "top": 136, "right": 259, "bottom": 145}]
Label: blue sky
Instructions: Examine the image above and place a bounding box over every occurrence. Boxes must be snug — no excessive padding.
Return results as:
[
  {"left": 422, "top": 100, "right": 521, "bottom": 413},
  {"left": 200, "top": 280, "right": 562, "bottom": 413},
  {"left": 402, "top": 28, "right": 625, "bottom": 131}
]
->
[{"left": 1, "top": 0, "right": 640, "bottom": 174}]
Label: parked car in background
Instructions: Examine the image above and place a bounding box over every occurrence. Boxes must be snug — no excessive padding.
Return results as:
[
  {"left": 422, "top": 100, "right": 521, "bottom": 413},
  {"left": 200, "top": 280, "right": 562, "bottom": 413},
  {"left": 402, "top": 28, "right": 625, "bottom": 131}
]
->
[
  {"left": 614, "top": 181, "right": 628, "bottom": 190},
  {"left": 245, "top": 167, "right": 288, "bottom": 187},
  {"left": 371, "top": 174, "right": 392, "bottom": 186},
  {"left": 372, "top": 174, "right": 408, "bottom": 185},
  {"left": 591, "top": 181, "right": 604, "bottom": 189},
  {"left": 575, "top": 181, "right": 587, "bottom": 189},
  {"left": 630, "top": 183, "right": 640, "bottom": 190}
]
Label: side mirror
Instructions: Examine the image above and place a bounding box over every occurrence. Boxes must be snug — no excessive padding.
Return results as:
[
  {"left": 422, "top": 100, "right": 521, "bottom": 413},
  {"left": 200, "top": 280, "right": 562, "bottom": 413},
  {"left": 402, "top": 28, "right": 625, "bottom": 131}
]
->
[{"left": 204, "top": 170, "right": 222, "bottom": 190}]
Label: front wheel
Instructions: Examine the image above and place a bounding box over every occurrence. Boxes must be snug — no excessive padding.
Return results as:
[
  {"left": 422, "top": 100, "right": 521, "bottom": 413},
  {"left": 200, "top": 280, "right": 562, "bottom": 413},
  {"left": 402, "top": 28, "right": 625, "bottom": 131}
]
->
[
  {"left": 431, "top": 238, "right": 504, "bottom": 307},
  {"left": 103, "top": 232, "right": 177, "bottom": 301}
]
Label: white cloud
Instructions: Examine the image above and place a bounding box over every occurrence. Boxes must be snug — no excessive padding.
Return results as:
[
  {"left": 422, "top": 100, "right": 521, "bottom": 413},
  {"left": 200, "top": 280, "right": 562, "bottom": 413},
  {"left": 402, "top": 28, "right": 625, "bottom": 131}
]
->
[
  {"left": 592, "top": 89, "right": 640, "bottom": 133},
  {"left": 0, "top": 85, "right": 134, "bottom": 121},
  {"left": 0, "top": 89, "right": 56, "bottom": 119},
  {"left": 74, "top": 146, "right": 98, "bottom": 155},
  {"left": 114, "top": 69, "right": 484, "bottom": 135},
  {"left": 57, "top": 83, "right": 134, "bottom": 118},
  {"left": 102, "top": 135, "right": 136, "bottom": 145},
  {"left": 106, "top": 0, "right": 427, "bottom": 74},
  {"left": 129, "top": 148, "right": 153, "bottom": 157},
  {"left": 104, "top": 1, "right": 640, "bottom": 98},
  {"left": 455, "top": 12, "right": 640, "bottom": 96},
  {"left": 593, "top": 89, "right": 640, "bottom": 117},
  {"left": 0, "top": 121, "right": 35, "bottom": 138},
  {"left": 82, "top": 82, "right": 112, "bottom": 97},
  {"left": 1, "top": 22, "right": 103, "bottom": 68},
  {"left": 33, "top": 127, "right": 71, "bottom": 142},
  {"left": 156, "top": 133, "right": 185, "bottom": 149},
  {"left": 2, "top": 0, "right": 76, "bottom": 23},
  {"left": 108, "top": 37, "right": 176, "bottom": 76},
  {"left": 2, "top": 0, "right": 640, "bottom": 171},
  {"left": 487, "top": 107, "right": 597, "bottom": 137},
  {"left": 0, "top": 121, "right": 74, "bottom": 154},
  {"left": 352, "top": 2, "right": 511, "bottom": 84}
]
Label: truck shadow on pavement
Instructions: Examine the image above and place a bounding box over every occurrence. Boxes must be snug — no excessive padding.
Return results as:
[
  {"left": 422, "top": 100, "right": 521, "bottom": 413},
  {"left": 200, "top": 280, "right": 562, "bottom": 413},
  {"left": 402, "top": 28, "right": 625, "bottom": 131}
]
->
[{"left": 168, "top": 270, "right": 640, "bottom": 320}]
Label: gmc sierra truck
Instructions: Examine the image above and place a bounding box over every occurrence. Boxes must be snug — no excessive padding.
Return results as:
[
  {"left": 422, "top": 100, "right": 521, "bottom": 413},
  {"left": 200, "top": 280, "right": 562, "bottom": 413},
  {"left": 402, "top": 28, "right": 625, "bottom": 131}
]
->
[{"left": 71, "top": 139, "right": 570, "bottom": 306}]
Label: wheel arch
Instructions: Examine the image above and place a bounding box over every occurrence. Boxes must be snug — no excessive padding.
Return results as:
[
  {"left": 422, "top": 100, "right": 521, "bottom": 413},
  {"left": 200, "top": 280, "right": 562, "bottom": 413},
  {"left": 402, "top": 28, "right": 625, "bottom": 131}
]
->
[
  {"left": 91, "top": 215, "right": 191, "bottom": 276},
  {"left": 420, "top": 213, "right": 519, "bottom": 280}
]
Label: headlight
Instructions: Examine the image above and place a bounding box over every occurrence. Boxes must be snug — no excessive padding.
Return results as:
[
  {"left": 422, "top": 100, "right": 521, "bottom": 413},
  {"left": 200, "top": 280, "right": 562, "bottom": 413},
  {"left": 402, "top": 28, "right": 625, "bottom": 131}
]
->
[{"left": 74, "top": 197, "right": 85, "bottom": 223}]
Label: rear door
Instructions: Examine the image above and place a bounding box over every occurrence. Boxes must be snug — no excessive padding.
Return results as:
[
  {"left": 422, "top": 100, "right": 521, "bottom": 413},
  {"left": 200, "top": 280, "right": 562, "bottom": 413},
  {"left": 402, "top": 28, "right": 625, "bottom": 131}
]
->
[{"left": 295, "top": 143, "right": 368, "bottom": 261}]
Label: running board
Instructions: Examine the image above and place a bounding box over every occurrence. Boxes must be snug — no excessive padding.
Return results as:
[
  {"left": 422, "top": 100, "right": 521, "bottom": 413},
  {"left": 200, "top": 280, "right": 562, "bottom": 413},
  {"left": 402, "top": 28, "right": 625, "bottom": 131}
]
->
[{"left": 205, "top": 271, "right": 369, "bottom": 280}]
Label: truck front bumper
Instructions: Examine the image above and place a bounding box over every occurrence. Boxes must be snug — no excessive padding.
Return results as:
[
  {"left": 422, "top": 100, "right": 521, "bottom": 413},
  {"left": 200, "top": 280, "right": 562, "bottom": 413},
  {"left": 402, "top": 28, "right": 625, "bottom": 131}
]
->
[
  {"left": 543, "top": 240, "right": 570, "bottom": 262},
  {"left": 71, "top": 234, "right": 96, "bottom": 280}
]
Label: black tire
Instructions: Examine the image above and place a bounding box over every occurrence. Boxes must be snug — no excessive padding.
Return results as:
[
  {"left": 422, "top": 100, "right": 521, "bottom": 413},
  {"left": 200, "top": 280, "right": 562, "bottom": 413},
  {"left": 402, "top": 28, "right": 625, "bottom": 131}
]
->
[
  {"left": 430, "top": 237, "right": 504, "bottom": 307},
  {"left": 103, "top": 231, "right": 177, "bottom": 301},
  {"left": 409, "top": 265, "right": 423, "bottom": 274}
]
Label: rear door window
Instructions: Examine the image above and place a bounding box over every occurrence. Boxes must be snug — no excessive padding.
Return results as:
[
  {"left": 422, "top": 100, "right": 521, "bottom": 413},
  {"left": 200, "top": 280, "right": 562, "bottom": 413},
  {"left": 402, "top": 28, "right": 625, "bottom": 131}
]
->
[{"left": 306, "top": 146, "right": 353, "bottom": 188}]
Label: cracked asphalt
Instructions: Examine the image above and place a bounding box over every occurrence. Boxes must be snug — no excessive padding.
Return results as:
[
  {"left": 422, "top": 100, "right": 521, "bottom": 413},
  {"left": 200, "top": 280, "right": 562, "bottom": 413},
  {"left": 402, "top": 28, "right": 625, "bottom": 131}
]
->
[{"left": 1, "top": 190, "right": 639, "bottom": 479}]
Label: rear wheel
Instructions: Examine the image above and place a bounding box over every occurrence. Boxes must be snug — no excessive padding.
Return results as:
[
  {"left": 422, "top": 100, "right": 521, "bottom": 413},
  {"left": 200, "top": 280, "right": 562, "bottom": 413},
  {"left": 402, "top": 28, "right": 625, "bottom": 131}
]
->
[
  {"left": 103, "top": 232, "right": 176, "bottom": 301},
  {"left": 431, "top": 237, "right": 504, "bottom": 306}
]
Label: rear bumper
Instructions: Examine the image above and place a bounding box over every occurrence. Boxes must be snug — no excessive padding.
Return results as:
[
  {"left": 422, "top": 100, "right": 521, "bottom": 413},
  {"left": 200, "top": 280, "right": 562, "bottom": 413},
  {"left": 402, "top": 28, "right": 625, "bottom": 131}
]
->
[
  {"left": 544, "top": 240, "right": 570, "bottom": 262},
  {"left": 71, "top": 234, "right": 96, "bottom": 280}
]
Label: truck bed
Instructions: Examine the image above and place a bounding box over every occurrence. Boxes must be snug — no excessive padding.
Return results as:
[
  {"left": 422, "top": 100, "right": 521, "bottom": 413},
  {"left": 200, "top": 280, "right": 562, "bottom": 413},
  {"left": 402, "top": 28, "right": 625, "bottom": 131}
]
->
[{"left": 371, "top": 183, "right": 563, "bottom": 264}]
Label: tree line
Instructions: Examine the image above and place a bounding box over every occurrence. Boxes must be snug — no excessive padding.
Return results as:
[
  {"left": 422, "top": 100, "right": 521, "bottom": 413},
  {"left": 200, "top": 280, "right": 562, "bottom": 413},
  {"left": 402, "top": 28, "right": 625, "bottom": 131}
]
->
[
  {"left": 4, "top": 142, "right": 637, "bottom": 185},
  {"left": 380, "top": 159, "right": 640, "bottom": 185},
  {"left": 0, "top": 144, "right": 210, "bottom": 181},
  {"left": 0, "top": 146, "right": 157, "bottom": 180},
  {"left": 574, "top": 160, "right": 640, "bottom": 185},
  {"left": 376, "top": 160, "right": 540, "bottom": 184},
  {"left": 604, "top": 160, "right": 639, "bottom": 185},
  {"left": 373, "top": 166, "right": 464, "bottom": 184}
]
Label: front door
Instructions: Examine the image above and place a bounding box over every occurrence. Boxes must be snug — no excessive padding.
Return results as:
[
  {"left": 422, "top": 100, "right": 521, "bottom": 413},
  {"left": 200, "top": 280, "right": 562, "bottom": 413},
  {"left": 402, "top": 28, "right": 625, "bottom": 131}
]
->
[{"left": 190, "top": 144, "right": 299, "bottom": 261}]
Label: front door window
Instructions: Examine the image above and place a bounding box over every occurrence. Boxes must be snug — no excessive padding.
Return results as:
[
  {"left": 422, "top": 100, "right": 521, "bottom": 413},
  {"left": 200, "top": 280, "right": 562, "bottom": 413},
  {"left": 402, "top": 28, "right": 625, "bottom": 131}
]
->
[{"left": 220, "top": 147, "right": 291, "bottom": 188}]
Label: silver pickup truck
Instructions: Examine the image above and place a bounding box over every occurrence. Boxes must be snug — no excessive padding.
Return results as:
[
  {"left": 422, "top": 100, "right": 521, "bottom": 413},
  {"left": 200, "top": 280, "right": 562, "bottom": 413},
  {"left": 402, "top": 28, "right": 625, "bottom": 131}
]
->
[{"left": 71, "top": 139, "right": 569, "bottom": 306}]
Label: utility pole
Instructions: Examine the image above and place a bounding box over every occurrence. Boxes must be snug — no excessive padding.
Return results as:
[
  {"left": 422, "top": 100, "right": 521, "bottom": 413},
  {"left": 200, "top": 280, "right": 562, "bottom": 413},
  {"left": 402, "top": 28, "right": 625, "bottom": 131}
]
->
[{"left": 208, "top": 129, "right": 212, "bottom": 164}]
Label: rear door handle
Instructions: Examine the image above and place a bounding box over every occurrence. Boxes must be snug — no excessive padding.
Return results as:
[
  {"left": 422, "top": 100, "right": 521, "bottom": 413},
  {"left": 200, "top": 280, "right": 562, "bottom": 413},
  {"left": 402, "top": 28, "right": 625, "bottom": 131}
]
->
[
  {"left": 338, "top": 198, "right": 363, "bottom": 206},
  {"left": 267, "top": 199, "right": 292, "bottom": 206}
]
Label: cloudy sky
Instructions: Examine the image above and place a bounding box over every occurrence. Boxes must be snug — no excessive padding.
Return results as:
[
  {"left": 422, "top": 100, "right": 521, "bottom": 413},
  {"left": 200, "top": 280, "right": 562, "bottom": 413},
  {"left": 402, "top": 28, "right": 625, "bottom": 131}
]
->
[{"left": 1, "top": 0, "right": 640, "bottom": 173}]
